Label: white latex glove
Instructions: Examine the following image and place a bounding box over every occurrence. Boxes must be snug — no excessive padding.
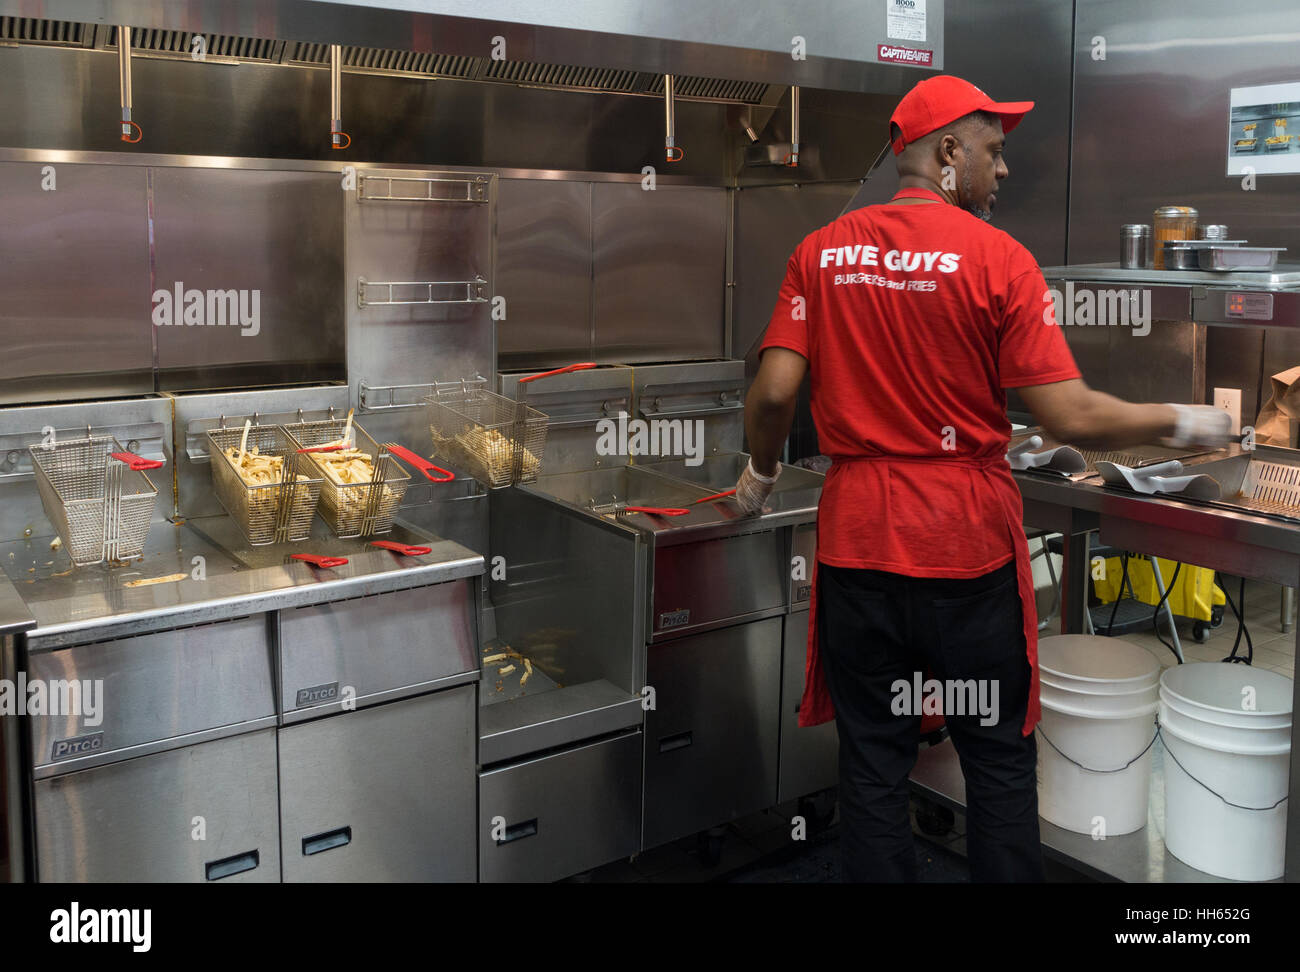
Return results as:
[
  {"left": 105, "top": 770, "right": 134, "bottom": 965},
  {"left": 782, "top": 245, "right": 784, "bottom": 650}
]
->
[
  {"left": 735, "top": 458, "right": 781, "bottom": 515},
  {"left": 1163, "top": 403, "right": 1233, "bottom": 449}
]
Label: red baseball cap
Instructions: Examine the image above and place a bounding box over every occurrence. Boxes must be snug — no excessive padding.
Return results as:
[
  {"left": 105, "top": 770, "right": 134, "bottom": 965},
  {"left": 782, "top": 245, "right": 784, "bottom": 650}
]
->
[{"left": 889, "top": 75, "right": 1034, "bottom": 155}]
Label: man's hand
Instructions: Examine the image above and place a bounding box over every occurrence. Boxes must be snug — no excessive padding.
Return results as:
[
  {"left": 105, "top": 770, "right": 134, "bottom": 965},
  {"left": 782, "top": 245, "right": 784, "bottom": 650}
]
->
[
  {"left": 735, "top": 458, "right": 781, "bottom": 515},
  {"left": 1164, "top": 403, "right": 1233, "bottom": 449}
]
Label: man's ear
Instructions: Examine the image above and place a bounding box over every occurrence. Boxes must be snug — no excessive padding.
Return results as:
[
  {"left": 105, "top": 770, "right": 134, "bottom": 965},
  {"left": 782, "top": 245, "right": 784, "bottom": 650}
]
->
[{"left": 938, "top": 133, "right": 962, "bottom": 167}]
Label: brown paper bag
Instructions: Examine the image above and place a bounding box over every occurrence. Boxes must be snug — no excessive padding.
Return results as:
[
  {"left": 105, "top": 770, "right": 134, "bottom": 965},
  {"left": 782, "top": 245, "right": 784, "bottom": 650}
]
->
[{"left": 1255, "top": 365, "right": 1300, "bottom": 446}]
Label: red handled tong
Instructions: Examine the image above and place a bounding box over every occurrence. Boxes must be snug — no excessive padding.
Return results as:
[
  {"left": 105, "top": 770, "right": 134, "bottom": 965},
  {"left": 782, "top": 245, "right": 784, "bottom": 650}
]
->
[
  {"left": 291, "top": 553, "right": 349, "bottom": 569},
  {"left": 693, "top": 489, "right": 737, "bottom": 504},
  {"left": 623, "top": 506, "right": 690, "bottom": 516},
  {"left": 297, "top": 443, "right": 346, "bottom": 453},
  {"left": 110, "top": 451, "right": 164, "bottom": 471},
  {"left": 384, "top": 443, "right": 455, "bottom": 483},
  {"left": 369, "top": 540, "right": 432, "bottom": 556}
]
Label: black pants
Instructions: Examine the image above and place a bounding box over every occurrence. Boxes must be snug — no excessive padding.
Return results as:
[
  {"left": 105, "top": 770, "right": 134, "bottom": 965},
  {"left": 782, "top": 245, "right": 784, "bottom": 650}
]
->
[{"left": 817, "top": 560, "right": 1045, "bottom": 882}]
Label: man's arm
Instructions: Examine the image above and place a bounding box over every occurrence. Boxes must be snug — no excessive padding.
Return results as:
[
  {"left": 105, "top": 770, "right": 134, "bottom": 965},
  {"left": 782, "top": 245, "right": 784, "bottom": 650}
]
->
[
  {"left": 744, "top": 347, "right": 808, "bottom": 476},
  {"left": 1016, "top": 378, "right": 1225, "bottom": 449}
]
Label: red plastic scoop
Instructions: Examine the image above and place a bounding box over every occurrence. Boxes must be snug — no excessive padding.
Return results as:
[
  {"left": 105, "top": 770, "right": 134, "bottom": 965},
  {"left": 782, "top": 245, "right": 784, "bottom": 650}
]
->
[
  {"left": 110, "top": 451, "right": 164, "bottom": 471},
  {"left": 291, "top": 553, "right": 348, "bottom": 569},
  {"left": 369, "top": 540, "right": 432, "bottom": 556},
  {"left": 384, "top": 443, "right": 455, "bottom": 483}
]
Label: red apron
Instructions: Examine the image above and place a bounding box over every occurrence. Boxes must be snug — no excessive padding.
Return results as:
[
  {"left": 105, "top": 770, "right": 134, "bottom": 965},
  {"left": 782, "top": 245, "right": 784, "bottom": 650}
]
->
[{"left": 797, "top": 454, "right": 1041, "bottom": 737}]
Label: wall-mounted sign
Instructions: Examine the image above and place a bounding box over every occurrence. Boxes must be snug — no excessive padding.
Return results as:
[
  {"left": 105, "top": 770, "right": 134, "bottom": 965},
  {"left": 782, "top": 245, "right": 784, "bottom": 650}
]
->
[
  {"left": 1227, "top": 81, "right": 1300, "bottom": 176},
  {"left": 887, "top": 0, "right": 927, "bottom": 42}
]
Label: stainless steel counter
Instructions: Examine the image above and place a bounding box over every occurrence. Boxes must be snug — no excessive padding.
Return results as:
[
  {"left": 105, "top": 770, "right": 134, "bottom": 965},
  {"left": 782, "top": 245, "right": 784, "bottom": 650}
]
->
[{"left": 4, "top": 516, "right": 483, "bottom": 650}]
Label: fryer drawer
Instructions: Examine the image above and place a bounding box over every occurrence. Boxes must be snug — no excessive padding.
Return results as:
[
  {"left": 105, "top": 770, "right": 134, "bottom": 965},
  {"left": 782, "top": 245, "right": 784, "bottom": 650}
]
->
[
  {"left": 28, "top": 614, "right": 275, "bottom": 774},
  {"left": 479, "top": 731, "right": 642, "bottom": 882},
  {"left": 650, "top": 530, "right": 785, "bottom": 639},
  {"left": 279, "top": 581, "right": 477, "bottom": 721}
]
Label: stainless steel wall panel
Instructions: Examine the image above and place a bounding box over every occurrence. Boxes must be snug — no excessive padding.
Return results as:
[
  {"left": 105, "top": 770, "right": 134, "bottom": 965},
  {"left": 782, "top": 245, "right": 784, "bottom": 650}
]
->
[
  {"left": 149, "top": 166, "right": 345, "bottom": 391},
  {"left": 34, "top": 728, "right": 280, "bottom": 882},
  {"left": 1106, "top": 321, "right": 1202, "bottom": 405},
  {"left": 496, "top": 179, "right": 593, "bottom": 369},
  {"left": 1071, "top": 0, "right": 1300, "bottom": 267},
  {"left": 592, "top": 183, "right": 727, "bottom": 363},
  {"left": 1209, "top": 326, "right": 1267, "bottom": 428},
  {"left": 278, "top": 687, "right": 477, "bottom": 882},
  {"left": 345, "top": 168, "right": 495, "bottom": 393},
  {"left": 0, "top": 162, "right": 153, "bottom": 403}
]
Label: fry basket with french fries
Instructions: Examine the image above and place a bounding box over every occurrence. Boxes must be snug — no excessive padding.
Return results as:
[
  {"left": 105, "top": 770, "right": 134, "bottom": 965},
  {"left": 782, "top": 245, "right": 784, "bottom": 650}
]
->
[
  {"left": 282, "top": 418, "right": 410, "bottom": 538},
  {"left": 425, "top": 383, "right": 546, "bottom": 488},
  {"left": 206, "top": 424, "right": 323, "bottom": 545}
]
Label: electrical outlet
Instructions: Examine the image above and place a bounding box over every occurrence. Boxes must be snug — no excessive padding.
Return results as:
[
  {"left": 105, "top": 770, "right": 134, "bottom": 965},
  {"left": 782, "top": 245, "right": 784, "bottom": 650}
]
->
[{"left": 1214, "top": 387, "right": 1242, "bottom": 434}]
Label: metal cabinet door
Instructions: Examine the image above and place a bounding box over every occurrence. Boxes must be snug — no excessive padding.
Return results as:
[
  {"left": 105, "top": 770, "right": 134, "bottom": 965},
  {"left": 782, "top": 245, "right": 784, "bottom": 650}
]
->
[
  {"left": 642, "top": 618, "right": 781, "bottom": 850},
  {"left": 479, "top": 731, "right": 642, "bottom": 883},
  {"left": 34, "top": 729, "right": 279, "bottom": 883},
  {"left": 777, "top": 610, "right": 839, "bottom": 802},
  {"left": 278, "top": 687, "right": 476, "bottom": 882}
]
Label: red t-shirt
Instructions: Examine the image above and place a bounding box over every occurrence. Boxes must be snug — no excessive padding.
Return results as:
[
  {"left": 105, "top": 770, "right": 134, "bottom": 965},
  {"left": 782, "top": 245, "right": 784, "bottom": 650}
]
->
[{"left": 759, "top": 190, "right": 1080, "bottom": 577}]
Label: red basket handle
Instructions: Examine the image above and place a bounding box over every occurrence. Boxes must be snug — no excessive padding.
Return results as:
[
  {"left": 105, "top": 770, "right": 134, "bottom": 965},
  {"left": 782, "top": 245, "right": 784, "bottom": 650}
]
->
[
  {"left": 296, "top": 444, "right": 346, "bottom": 453},
  {"left": 384, "top": 443, "right": 455, "bottom": 482},
  {"left": 291, "top": 553, "right": 348, "bottom": 569},
  {"left": 369, "top": 540, "right": 433, "bottom": 556},
  {"left": 110, "top": 451, "right": 164, "bottom": 471},
  {"left": 693, "top": 488, "right": 737, "bottom": 503},
  {"left": 518, "top": 362, "right": 598, "bottom": 384}
]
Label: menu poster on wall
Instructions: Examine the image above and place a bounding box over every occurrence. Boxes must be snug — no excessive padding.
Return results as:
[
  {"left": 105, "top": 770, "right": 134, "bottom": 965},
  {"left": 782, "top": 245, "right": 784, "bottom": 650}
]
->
[
  {"left": 887, "top": 0, "right": 927, "bottom": 42},
  {"left": 1227, "top": 81, "right": 1300, "bottom": 175}
]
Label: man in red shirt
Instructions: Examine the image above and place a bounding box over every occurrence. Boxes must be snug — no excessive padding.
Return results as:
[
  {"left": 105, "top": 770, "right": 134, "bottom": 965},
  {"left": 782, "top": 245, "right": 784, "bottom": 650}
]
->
[{"left": 736, "top": 75, "right": 1230, "bottom": 882}]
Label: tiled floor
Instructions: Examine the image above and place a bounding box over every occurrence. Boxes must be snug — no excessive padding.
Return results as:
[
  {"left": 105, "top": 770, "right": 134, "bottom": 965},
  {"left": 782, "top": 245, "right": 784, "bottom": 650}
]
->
[
  {"left": 575, "top": 795, "right": 973, "bottom": 883},
  {"left": 1095, "top": 577, "right": 1295, "bottom": 679}
]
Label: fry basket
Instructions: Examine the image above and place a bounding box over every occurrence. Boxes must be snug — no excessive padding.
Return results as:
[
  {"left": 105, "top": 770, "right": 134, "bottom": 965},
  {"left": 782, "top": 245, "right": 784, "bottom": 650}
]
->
[
  {"left": 29, "top": 435, "right": 159, "bottom": 567},
  {"left": 206, "top": 425, "right": 322, "bottom": 545},
  {"left": 425, "top": 383, "right": 547, "bottom": 488},
  {"left": 282, "top": 419, "right": 410, "bottom": 538}
]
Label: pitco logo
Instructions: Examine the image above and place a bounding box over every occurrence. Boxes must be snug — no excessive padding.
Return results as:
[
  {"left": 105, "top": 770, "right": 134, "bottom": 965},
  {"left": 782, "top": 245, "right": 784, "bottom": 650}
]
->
[{"left": 878, "top": 45, "right": 933, "bottom": 66}]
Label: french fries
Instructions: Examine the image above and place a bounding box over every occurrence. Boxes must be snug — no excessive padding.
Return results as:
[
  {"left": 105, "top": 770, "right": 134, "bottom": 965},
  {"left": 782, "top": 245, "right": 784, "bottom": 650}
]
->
[{"left": 454, "top": 427, "right": 540, "bottom": 477}]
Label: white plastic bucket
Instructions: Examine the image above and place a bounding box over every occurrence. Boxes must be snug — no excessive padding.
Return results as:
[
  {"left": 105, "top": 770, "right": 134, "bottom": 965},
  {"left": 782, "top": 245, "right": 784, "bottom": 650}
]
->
[
  {"left": 1036, "top": 636, "right": 1161, "bottom": 836},
  {"left": 1158, "top": 663, "right": 1292, "bottom": 881}
]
